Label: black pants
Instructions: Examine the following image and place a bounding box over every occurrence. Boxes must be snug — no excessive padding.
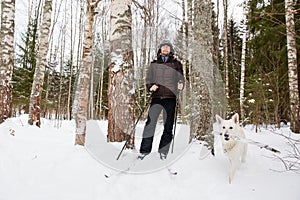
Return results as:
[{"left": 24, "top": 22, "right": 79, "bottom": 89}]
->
[{"left": 140, "top": 98, "right": 176, "bottom": 155}]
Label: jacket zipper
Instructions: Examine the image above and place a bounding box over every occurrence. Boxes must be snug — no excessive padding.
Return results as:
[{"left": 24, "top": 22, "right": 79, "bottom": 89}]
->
[{"left": 161, "top": 65, "right": 166, "bottom": 99}]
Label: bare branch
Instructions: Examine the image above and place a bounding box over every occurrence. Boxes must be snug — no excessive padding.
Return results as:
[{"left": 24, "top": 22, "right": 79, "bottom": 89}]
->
[{"left": 268, "top": 131, "right": 300, "bottom": 173}]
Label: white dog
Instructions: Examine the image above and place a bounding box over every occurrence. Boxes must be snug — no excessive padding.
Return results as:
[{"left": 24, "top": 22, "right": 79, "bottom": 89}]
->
[{"left": 215, "top": 113, "right": 247, "bottom": 184}]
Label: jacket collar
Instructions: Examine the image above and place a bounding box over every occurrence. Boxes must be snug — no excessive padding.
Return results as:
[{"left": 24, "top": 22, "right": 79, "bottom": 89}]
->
[{"left": 157, "top": 54, "right": 173, "bottom": 63}]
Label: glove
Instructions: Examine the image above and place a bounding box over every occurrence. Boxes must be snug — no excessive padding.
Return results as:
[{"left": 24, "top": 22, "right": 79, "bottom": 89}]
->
[
  {"left": 150, "top": 84, "right": 159, "bottom": 92},
  {"left": 177, "top": 80, "right": 184, "bottom": 91}
]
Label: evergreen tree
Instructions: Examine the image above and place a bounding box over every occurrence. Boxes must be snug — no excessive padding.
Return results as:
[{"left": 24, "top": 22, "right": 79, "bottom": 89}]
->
[
  {"left": 217, "top": 19, "right": 243, "bottom": 115},
  {"left": 246, "top": 0, "right": 292, "bottom": 126},
  {"left": 13, "top": 18, "right": 39, "bottom": 113},
  {"left": 227, "top": 19, "right": 243, "bottom": 114},
  {"left": 94, "top": 48, "right": 109, "bottom": 120}
]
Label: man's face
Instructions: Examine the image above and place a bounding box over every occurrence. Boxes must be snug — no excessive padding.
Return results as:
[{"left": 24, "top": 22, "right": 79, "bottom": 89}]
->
[{"left": 161, "top": 45, "right": 171, "bottom": 56}]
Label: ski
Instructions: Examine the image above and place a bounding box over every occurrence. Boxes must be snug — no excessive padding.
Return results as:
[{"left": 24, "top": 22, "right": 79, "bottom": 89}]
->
[
  {"left": 167, "top": 168, "right": 178, "bottom": 175},
  {"left": 104, "top": 156, "right": 144, "bottom": 178},
  {"left": 105, "top": 154, "right": 178, "bottom": 178}
]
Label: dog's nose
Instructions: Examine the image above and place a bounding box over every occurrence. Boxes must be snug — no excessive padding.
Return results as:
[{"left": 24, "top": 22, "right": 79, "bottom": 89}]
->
[{"left": 224, "top": 133, "right": 230, "bottom": 141}]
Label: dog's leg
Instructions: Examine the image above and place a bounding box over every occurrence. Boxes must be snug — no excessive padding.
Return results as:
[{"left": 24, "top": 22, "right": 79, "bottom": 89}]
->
[
  {"left": 228, "top": 160, "right": 233, "bottom": 184},
  {"left": 228, "top": 160, "right": 232, "bottom": 184},
  {"left": 241, "top": 144, "right": 247, "bottom": 163},
  {"left": 228, "top": 158, "right": 239, "bottom": 184}
]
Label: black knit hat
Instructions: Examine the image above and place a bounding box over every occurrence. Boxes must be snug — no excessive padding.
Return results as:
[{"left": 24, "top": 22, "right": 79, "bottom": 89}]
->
[{"left": 158, "top": 39, "right": 174, "bottom": 53}]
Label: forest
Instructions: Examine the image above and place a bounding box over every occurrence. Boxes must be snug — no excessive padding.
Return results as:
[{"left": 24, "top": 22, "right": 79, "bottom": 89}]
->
[{"left": 0, "top": 0, "right": 299, "bottom": 148}]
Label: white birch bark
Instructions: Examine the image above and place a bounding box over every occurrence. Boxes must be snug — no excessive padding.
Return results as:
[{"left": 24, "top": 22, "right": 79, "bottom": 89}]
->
[
  {"left": 72, "top": 0, "right": 85, "bottom": 119},
  {"left": 57, "top": 12, "right": 67, "bottom": 127},
  {"left": 285, "top": 0, "right": 300, "bottom": 133},
  {"left": 223, "top": 0, "right": 229, "bottom": 99},
  {"left": 0, "top": 0, "right": 15, "bottom": 123},
  {"left": 66, "top": 0, "right": 75, "bottom": 120},
  {"left": 240, "top": 0, "right": 249, "bottom": 121},
  {"left": 28, "top": 0, "right": 53, "bottom": 127},
  {"left": 75, "top": 0, "right": 101, "bottom": 145},
  {"left": 107, "top": 0, "right": 135, "bottom": 147}
]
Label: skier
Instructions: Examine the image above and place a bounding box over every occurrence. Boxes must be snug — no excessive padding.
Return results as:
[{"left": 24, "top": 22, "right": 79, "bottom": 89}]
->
[{"left": 139, "top": 40, "right": 184, "bottom": 160}]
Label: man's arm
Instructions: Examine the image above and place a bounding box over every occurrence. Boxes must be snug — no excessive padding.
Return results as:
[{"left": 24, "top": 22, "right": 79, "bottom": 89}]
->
[{"left": 146, "top": 62, "right": 157, "bottom": 91}]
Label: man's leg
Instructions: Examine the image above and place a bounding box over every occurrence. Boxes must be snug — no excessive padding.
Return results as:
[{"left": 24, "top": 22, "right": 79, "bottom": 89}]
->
[
  {"left": 158, "top": 98, "right": 176, "bottom": 155},
  {"left": 140, "top": 99, "right": 163, "bottom": 154}
]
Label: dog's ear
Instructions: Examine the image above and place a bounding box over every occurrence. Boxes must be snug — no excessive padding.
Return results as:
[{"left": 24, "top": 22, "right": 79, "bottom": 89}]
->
[
  {"left": 232, "top": 113, "right": 239, "bottom": 124},
  {"left": 216, "top": 114, "right": 223, "bottom": 124}
]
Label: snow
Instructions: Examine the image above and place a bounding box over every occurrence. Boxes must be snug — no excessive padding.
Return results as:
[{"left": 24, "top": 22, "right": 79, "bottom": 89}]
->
[
  {"left": 111, "top": 52, "right": 123, "bottom": 73},
  {"left": 0, "top": 115, "right": 300, "bottom": 200}
]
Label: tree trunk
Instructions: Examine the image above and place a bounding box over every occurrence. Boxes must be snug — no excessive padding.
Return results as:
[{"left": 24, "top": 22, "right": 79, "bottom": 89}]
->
[
  {"left": 0, "top": 0, "right": 15, "bottom": 123},
  {"left": 95, "top": 17, "right": 106, "bottom": 119},
  {"left": 57, "top": 15, "right": 67, "bottom": 126},
  {"left": 72, "top": 0, "right": 85, "bottom": 119},
  {"left": 98, "top": 14, "right": 108, "bottom": 119},
  {"left": 107, "top": 0, "right": 135, "bottom": 148},
  {"left": 66, "top": 0, "right": 75, "bottom": 120},
  {"left": 75, "top": 0, "right": 101, "bottom": 145},
  {"left": 181, "top": 0, "right": 188, "bottom": 122},
  {"left": 187, "top": 0, "right": 194, "bottom": 141},
  {"left": 240, "top": 0, "right": 249, "bottom": 121},
  {"left": 285, "top": 0, "right": 300, "bottom": 133},
  {"left": 223, "top": 0, "right": 229, "bottom": 99},
  {"left": 28, "top": 0, "right": 53, "bottom": 127},
  {"left": 189, "top": 0, "right": 215, "bottom": 153}
]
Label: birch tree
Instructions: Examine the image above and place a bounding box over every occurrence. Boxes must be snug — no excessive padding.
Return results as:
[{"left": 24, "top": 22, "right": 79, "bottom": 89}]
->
[
  {"left": 66, "top": 0, "right": 76, "bottom": 120},
  {"left": 240, "top": 0, "right": 249, "bottom": 121},
  {"left": 75, "top": 0, "right": 101, "bottom": 145},
  {"left": 28, "top": 0, "right": 53, "bottom": 127},
  {"left": 0, "top": 0, "right": 16, "bottom": 123},
  {"left": 72, "top": 0, "right": 85, "bottom": 119},
  {"left": 107, "top": 0, "right": 135, "bottom": 148},
  {"left": 223, "top": 0, "right": 229, "bottom": 98},
  {"left": 285, "top": 0, "right": 300, "bottom": 133}
]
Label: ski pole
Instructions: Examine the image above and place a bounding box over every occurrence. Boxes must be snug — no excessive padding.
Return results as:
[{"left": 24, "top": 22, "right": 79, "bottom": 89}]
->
[
  {"left": 116, "top": 92, "right": 153, "bottom": 160},
  {"left": 171, "top": 92, "right": 180, "bottom": 154}
]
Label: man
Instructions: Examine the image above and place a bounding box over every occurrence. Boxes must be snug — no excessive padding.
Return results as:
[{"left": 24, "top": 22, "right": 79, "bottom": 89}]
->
[{"left": 139, "top": 40, "right": 184, "bottom": 160}]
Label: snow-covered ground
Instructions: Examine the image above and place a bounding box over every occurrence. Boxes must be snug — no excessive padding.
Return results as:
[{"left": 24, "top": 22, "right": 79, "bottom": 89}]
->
[{"left": 0, "top": 115, "right": 300, "bottom": 200}]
